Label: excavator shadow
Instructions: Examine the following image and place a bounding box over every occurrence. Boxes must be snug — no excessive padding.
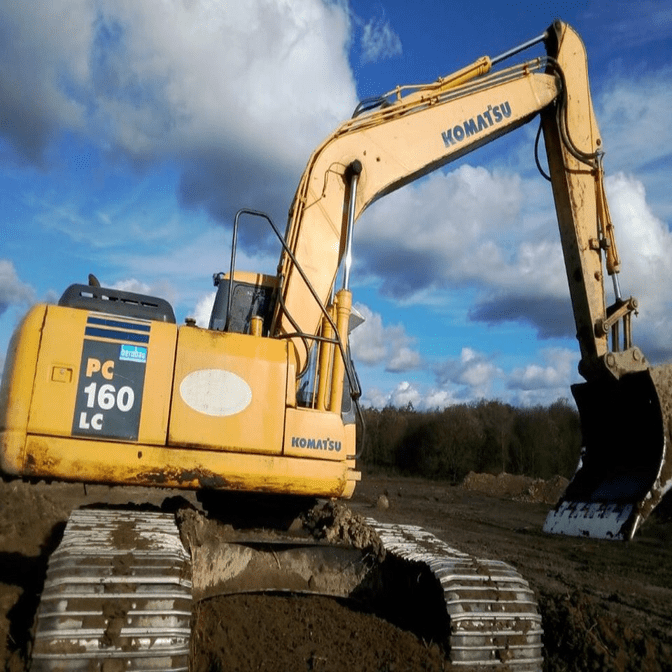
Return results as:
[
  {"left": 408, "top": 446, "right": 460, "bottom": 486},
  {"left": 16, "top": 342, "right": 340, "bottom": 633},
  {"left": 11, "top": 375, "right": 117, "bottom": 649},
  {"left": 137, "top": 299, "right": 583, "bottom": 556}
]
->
[{"left": 2, "top": 521, "right": 66, "bottom": 667}]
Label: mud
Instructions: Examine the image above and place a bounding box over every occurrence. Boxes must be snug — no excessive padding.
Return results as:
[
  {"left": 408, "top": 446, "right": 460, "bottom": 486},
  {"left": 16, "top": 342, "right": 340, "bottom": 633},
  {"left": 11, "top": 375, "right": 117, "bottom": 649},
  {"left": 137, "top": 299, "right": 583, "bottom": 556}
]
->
[
  {"left": 191, "top": 594, "right": 448, "bottom": 672},
  {"left": 462, "top": 471, "right": 569, "bottom": 504},
  {"left": 0, "top": 474, "right": 670, "bottom": 671},
  {"left": 301, "top": 499, "right": 385, "bottom": 558}
]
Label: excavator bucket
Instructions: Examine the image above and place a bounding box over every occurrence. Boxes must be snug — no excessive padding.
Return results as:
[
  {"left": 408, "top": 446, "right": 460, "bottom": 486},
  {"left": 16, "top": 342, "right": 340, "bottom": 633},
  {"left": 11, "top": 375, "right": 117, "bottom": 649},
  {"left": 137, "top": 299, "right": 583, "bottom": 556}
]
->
[{"left": 544, "top": 365, "right": 672, "bottom": 540}]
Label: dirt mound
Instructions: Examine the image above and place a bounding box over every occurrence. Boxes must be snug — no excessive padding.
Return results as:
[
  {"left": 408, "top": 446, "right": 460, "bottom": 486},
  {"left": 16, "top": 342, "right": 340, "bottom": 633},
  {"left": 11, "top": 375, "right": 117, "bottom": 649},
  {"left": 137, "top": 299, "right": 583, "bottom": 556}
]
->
[
  {"left": 191, "top": 594, "right": 448, "bottom": 672},
  {"left": 0, "top": 480, "right": 75, "bottom": 670},
  {"left": 301, "top": 499, "right": 385, "bottom": 558},
  {"left": 462, "top": 471, "right": 568, "bottom": 504},
  {"left": 540, "top": 589, "right": 672, "bottom": 672}
]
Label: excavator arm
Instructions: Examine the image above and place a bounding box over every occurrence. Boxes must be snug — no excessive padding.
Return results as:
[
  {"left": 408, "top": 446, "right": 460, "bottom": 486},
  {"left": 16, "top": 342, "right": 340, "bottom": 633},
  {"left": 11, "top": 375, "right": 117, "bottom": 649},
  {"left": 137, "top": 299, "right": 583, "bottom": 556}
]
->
[
  {"left": 272, "top": 21, "right": 672, "bottom": 539},
  {"left": 273, "top": 22, "right": 626, "bottom": 378},
  {"left": 540, "top": 21, "right": 640, "bottom": 381}
]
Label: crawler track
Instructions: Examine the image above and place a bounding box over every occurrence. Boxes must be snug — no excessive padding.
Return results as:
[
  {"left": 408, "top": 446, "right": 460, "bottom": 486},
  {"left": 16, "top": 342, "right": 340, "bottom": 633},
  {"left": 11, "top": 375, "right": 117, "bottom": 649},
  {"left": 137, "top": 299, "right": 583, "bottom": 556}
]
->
[
  {"left": 30, "top": 509, "right": 192, "bottom": 671},
  {"left": 369, "top": 519, "right": 543, "bottom": 670},
  {"left": 30, "top": 505, "right": 542, "bottom": 671}
]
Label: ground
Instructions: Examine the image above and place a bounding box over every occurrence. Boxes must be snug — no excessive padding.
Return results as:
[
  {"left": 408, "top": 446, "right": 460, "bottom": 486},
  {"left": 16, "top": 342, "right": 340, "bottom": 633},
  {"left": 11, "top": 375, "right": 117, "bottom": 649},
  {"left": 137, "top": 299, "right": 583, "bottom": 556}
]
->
[{"left": 0, "top": 473, "right": 670, "bottom": 671}]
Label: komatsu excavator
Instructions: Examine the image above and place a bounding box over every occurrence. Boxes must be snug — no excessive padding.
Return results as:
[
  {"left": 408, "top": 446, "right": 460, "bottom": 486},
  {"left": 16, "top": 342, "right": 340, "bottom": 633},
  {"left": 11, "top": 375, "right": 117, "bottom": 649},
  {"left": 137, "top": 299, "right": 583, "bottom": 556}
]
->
[{"left": 1, "top": 19, "right": 670, "bottom": 671}]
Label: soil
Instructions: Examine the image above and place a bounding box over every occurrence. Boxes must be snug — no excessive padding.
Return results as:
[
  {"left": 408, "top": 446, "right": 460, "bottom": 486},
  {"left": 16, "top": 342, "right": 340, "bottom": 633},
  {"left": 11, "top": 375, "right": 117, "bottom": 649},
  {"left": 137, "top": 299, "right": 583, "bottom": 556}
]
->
[{"left": 0, "top": 473, "right": 670, "bottom": 671}]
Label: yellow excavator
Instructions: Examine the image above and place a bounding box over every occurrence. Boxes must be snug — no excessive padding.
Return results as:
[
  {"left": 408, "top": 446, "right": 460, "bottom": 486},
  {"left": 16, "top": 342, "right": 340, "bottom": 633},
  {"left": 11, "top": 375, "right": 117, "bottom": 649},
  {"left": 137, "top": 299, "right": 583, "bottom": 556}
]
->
[{"left": 1, "top": 19, "right": 670, "bottom": 670}]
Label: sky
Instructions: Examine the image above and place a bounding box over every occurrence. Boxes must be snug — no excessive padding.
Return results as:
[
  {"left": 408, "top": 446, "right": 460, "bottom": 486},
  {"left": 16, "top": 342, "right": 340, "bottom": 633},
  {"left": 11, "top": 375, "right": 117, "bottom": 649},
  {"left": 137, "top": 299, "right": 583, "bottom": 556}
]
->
[{"left": 1, "top": 0, "right": 671, "bottom": 410}]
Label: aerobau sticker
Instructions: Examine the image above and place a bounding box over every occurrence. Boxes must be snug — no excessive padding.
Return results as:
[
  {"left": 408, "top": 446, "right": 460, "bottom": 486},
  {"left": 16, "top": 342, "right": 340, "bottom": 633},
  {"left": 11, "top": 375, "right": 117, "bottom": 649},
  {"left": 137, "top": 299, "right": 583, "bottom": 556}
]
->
[
  {"left": 179, "top": 369, "right": 252, "bottom": 417},
  {"left": 119, "top": 344, "right": 148, "bottom": 363},
  {"left": 72, "top": 339, "right": 146, "bottom": 440}
]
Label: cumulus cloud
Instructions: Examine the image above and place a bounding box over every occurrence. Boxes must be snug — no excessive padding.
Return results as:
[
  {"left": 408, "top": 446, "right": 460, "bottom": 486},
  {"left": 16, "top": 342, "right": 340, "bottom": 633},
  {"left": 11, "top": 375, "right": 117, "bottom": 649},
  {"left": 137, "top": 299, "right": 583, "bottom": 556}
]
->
[
  {"left": 605, "top": 173, "right": 672, "bottom": 363},
  {"left": 0, "top": 260, "right": 34, "bottom": 315},
  {"left": 362, "top": 381, "right": 421, "bottom": 409},
  {"left": 506, "top": 347, "right": 579, "bottom": 407},
  {"left": 597, "top": 69, "right": 672, "bottom": 178},
  {"left": 193, "top": 291, "right": 216, "bottom": 328},
  {"left": 112, "top": 278, "right": 152, "bottom": 295},
  {"left": 508, "top": 347, "right": 576, "bottom": 390},
  {"left": 355, "top": 165, "right": 527, "bottom": 295},
  {"left": 354, "top": 151, "right": 672, "bottom": 359},
  {"left": 389, "top": 381, "right": 421, "bottom": 408},
  {"left": 349, "top": 303, "right": 421, "bottom": 372},
  {"left": 434, "top": 347, "right": 503, "bottom": 400},
  {"left": 354, "top": 164, "right": 573, "bottom": 334},
  {"left": 0, "top": 0, "right": 357, "bottom": 223}
]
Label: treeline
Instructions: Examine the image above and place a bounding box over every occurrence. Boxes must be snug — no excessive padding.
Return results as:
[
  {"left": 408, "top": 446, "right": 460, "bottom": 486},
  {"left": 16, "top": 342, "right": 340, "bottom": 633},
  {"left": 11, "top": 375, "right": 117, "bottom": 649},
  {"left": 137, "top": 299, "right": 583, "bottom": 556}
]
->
[{"left": 359, "top": 399, "right": 582, "bottom": 483}]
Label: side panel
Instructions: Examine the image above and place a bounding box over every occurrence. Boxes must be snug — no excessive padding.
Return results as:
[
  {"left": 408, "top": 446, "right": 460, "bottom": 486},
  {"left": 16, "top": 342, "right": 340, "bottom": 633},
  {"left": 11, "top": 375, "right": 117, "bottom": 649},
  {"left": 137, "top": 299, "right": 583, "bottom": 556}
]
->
[
  {"left": 27, "top": 307, "right": 177, "bottom": 446},
  {"left": 168, "top": 327, "right": 288, "bottom": 455},
  {"left": 283, "top": 407, "right": 352, "bottom": 462},
  {"left": 0, "top": 305, "right": 47, "bottom": 474}
]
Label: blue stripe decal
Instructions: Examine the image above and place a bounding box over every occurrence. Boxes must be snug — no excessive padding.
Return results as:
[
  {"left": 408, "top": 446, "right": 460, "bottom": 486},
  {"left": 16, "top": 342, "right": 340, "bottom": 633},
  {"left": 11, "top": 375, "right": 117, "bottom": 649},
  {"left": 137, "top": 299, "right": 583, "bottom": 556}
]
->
[
  {"left": 84, "top": 327, "right": 150, "bottom": 343},
  {"left": 87, "top": 316, "right": 151, "bottom": 332}
]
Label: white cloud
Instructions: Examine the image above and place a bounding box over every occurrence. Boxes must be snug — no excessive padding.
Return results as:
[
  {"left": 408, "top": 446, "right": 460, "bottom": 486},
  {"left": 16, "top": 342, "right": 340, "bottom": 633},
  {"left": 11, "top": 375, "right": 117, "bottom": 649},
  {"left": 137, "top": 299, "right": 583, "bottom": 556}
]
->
[
  {"left": 0, "top": 0, "right": 357, "bottom": 220},
  {"left": 597, "top": 69, "right": 672, "bottom": 177},
  {"left": 359, "top": 17, "right": 402, "bottom": 63},
  {"left": 422, "top": 387, "right": 460, "bottom": 409},
  {"left": 106, "top": 276, "right": 178, "bottom": 314},
  {"left": 434, "top": 347, "right": 503, "bottom": 400},
  {"left": 355, "top": 165, "right": 527, "bottom": 295},
  {"left": 360, "top": 386, "right": 389, "bottom": 409},
  {"left": 605, "top": 173, "right": 672, "bottom": 362},
  {"left": 349, "top": 303, "right": 421, "bottom": 372},
  {"left": 112, "top": 278, "right": 153, "bottom": 295},
  {"left": 362, "top": 382, "right": 425, "bottom": 410},
  {"left": 193, "top": 291, "right": 216, "bottom": 328},
  {"left": 388, "top": 346, "right": 421, "bottom": 373},
  {"left": 354, "top": 164, "right": 573, "bottom": 336},
  {"left": 0, "top": 260, "right": 34, "bottom": 315},
  {"left": 106, "top": 226, "right": 279, "bottom": 315},
  {"left": 508, "top": 347, "right": 576, "bottom": 392},
  {"left": 389, "top": 381, "right": 421, "bottom": 408},
  {"left": 361, "top": 379, "right": 463, "bottom": 411}
]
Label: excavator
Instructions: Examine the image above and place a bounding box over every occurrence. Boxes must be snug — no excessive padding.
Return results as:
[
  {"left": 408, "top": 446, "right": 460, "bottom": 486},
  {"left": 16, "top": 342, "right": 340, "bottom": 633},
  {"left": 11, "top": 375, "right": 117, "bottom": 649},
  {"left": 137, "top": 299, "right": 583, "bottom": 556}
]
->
[{"left": 1, "top": 19, "right": 670, "bottom": 671}]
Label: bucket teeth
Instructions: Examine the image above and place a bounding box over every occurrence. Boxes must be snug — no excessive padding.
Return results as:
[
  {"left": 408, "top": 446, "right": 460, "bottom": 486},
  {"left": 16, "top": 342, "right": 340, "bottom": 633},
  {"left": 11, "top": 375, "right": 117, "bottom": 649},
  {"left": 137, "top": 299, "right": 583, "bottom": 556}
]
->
[{"left": 543, "top": 500, "right": 637, "bottom": 540}]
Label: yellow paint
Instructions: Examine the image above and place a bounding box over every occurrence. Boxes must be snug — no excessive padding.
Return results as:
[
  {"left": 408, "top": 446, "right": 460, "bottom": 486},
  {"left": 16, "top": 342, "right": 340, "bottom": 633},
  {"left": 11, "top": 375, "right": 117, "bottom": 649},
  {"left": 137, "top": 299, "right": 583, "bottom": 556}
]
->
[
  {"left": 0, "top": 305, "right": 47, "bottom": 474},
  {"left": 24, "top": 306, "right": 176, "bottom": 446},
  {"left": 21, "top": 433, "right": 359, "bottom": 498},
  {"left": 1, "top": 302, "right": 361, "bottom": 497},
  {"left": 136, "top": 319, "right": 177, "bottom": 444},
  {"left": 169, "top": 326, "right": 288, "bottom": 454},
  {"left": 283, "top": 407, "right": 354, "bottom": 462}
]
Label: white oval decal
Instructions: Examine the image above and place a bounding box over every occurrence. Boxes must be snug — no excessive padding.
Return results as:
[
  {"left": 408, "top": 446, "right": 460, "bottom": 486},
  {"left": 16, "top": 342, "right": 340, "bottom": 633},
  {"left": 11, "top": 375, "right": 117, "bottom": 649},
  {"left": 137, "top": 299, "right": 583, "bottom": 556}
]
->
[{"left": 179, "top": 369, "right": 252, "bottom": 417}]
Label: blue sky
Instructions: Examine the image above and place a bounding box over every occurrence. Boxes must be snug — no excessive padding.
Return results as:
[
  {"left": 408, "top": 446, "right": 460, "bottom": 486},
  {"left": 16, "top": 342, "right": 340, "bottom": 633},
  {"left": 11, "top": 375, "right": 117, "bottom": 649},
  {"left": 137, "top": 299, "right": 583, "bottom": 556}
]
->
[{"left": 1, "top": 0, "right": 671, "bottom": 409}]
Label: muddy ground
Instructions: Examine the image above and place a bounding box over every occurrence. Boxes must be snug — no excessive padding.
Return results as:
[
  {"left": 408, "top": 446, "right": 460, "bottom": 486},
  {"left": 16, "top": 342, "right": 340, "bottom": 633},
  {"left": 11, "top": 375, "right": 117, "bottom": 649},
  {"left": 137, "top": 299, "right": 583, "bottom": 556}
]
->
[{"left": 0, "top": 472, "right": 670, "bottom": 671}]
